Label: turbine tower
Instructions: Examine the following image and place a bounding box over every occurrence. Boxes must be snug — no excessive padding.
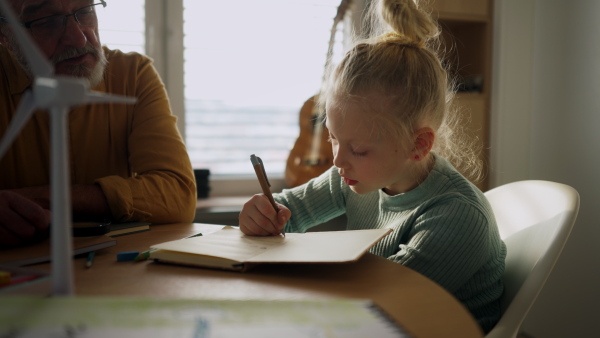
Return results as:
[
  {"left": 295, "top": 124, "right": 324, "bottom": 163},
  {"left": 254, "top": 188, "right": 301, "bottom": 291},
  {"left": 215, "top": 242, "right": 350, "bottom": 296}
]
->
[{"left": 0, "top": 0, "right": 136, "bottom": 295}]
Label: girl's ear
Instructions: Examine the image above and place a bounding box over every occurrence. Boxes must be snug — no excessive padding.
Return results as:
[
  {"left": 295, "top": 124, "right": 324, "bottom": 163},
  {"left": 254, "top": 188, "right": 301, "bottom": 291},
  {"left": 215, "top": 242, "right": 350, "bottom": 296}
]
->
[{"left": 411, "top": 127, "right": 434, "bottom": 161}]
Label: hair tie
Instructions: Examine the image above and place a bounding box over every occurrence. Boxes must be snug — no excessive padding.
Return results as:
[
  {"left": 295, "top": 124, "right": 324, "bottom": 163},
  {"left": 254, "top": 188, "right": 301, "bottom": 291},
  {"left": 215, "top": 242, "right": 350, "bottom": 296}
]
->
[{"left": 378, "top": 32, "right": 424, "bottom": 48}]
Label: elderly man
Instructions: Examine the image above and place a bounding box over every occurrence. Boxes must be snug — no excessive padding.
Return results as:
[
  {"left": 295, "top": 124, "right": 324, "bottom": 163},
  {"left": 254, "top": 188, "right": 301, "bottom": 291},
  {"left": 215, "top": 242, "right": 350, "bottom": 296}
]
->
[{"left": 0, "top": 0, "right": 196, "bottom": 246}]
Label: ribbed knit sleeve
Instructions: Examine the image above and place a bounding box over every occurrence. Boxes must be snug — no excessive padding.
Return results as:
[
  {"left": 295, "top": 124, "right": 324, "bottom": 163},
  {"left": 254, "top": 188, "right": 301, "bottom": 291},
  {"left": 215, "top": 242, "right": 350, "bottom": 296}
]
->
[{"left": 274, "top": 166, "right": 347, "bottom": 233}]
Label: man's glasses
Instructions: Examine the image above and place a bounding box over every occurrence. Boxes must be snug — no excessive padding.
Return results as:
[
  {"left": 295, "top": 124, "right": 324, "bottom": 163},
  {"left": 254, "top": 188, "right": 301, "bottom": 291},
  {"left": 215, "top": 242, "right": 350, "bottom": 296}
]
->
[{"left": 0, "top": 1, "right": 107, "bottom": 40}]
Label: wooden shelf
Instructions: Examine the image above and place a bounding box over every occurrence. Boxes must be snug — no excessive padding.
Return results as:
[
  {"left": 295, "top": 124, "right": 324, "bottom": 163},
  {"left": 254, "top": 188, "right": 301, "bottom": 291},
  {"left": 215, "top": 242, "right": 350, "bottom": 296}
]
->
[
  {"left": 430, "top": 0, "right": 491, "bottom": 20},
  {"left": 454, "top": 93, "right": 488, "bottom": 157},
  {"left": 430, "top": 0, "right": 493, "bottom": 191}
]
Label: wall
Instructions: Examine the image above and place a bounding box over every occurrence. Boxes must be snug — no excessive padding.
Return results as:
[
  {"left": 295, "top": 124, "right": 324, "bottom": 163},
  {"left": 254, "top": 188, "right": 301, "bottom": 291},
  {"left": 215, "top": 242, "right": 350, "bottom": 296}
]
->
[{"left": 492, "top": 0, "right": 600, "bottom": 336}]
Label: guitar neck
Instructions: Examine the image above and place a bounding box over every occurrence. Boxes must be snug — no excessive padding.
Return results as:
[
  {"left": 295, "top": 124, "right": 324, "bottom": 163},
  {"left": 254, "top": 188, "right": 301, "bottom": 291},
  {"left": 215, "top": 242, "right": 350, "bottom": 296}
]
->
[
  {"left": 310, "top": 0, "right": 351, "bottom": 161},
  {"left": 320, "top": 0, "right": 351, "bottom": 86},
  {"left": 308, "top": 118, "right": 325, "bottom": 161}
]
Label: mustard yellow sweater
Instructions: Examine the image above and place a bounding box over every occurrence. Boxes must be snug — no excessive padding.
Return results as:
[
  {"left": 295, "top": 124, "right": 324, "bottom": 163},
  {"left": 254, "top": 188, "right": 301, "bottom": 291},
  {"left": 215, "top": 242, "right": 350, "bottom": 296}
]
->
[{"left": 0, "top": 46, "right": 196, "bottom": 223}]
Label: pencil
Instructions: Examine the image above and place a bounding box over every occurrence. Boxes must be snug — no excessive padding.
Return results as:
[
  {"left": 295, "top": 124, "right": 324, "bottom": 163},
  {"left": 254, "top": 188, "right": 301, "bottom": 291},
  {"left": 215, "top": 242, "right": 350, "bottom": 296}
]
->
[
  {"left": 85, "top": 251, "right": 95, "bottom": 269},
  {"left": 134, "top": 234, "right": 201, "bottom": 262},
  {"left": 134, "top": 248, "right": 157, "bottom": 261},
  {"left": 8, "top": 274, "right": 40, "bottom": 285}
]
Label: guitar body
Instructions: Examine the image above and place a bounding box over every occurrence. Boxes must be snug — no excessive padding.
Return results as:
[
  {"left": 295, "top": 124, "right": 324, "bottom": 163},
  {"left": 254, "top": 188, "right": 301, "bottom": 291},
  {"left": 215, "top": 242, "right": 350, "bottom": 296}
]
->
[{"left": 284, "top": 95, "right": 333, "bottom": 188}]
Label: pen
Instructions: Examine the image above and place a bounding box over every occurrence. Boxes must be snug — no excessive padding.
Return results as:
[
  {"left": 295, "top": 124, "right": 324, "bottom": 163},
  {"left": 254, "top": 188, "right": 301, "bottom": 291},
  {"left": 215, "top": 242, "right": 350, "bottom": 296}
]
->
[
  {"left": 250, "top": 154, "right": 284, "bottom": 236},
  {"left": 85, "top": 251, "right": 95, "bottom": 269}
]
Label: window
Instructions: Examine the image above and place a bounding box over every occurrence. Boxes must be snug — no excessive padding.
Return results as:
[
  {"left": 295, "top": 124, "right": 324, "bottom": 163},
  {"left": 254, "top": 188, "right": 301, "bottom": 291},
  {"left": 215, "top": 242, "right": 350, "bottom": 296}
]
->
[
  {"left": 97, "top": 0, "right": 353, "bottom": 195},
  {"left": 97, "top": 1, "right": 144, "bottom": 54},
  {"left": 183, "top": 0, "right": 345, "bottom": 176}
]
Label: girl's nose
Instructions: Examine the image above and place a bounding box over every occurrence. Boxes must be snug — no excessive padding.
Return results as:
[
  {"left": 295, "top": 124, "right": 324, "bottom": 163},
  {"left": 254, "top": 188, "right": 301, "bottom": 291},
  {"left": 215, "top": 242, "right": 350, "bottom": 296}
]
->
[{"left": 332, "top": 149, "right": 348, "bottom": 169}]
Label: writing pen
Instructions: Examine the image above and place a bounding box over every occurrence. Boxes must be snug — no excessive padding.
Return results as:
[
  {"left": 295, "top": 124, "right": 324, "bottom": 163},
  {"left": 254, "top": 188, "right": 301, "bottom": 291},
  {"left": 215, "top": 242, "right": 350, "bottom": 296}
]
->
[{"left": 250, "top": 154, "right": 284, "bottom": 236}]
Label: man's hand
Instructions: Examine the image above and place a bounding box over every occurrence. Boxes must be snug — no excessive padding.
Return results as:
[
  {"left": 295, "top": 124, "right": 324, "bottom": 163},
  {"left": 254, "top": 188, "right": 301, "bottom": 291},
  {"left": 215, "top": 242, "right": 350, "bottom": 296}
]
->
[
  {"left": 10, "top": 184, "right": 111, "bottom": 221},
  {"left": 239, "top": 194, "right": 291, "bottom": 236},
  {"left": 0, "top": 191, "right": 51, "bottom": 246}
]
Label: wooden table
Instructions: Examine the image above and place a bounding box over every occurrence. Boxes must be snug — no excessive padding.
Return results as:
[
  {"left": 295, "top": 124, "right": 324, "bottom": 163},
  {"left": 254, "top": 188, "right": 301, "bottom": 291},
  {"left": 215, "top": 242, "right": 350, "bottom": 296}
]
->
[{"left": 33, "top": 223, "right": 483, "bottom": 337}]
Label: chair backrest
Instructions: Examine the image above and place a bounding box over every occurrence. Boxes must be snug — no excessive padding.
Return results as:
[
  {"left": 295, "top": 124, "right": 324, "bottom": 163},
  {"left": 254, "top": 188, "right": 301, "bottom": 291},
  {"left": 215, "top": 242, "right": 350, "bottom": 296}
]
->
[{"left": 484, "top": 180, "right": 579, "bottom": 338}]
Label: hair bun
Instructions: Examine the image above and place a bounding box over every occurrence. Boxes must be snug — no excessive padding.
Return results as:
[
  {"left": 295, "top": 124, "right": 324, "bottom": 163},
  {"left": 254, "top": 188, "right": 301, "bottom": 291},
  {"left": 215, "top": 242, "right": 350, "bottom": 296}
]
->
[{"left": 380, "top": 0, "right": 439, "bottom": 47}]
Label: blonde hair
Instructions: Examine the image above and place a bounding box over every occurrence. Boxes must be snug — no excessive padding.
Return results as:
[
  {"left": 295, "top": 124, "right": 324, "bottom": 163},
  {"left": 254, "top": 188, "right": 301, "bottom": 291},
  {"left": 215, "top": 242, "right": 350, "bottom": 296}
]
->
[{"left": 322, "top": 0, "right": 482, "bottom": 181}]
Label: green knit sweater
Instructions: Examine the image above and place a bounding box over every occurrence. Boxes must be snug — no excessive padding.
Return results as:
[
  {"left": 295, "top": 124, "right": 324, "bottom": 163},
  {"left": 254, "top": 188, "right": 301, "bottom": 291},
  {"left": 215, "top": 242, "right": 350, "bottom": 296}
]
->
[{"left": 274, "top": 154, "right": 506, "bottom": 333}]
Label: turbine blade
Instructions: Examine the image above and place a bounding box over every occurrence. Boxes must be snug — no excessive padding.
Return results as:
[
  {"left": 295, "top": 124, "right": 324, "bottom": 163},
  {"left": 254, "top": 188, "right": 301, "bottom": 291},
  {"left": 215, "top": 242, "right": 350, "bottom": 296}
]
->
[
  {"left": 83, "top": 91, "right": 137, "bottom": 105},
  {"left": 0, "top": 0, "right": 53, "bottom": 77},
  {"left": 0, "top": 90, "right": 37, "bottom": 160}
]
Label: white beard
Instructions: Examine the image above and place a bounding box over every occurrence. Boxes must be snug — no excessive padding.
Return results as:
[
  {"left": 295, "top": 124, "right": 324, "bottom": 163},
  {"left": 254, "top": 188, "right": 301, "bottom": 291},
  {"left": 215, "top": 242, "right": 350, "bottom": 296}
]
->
[{"left": 4, "top": 30, "right": 107, "bottom": 88}]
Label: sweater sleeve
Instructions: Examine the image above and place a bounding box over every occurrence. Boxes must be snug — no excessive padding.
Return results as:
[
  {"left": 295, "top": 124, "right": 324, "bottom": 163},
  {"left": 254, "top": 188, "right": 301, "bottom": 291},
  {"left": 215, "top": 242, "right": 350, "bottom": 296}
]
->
[
  {"left": 95, "top": 56, "right": 196, "bottom": 224},
  {"left": 274, "top": 166, "right": 347, "bottom": 233},
  {"left": 387, "top": 197, "right": 494, "bottom": 293}
]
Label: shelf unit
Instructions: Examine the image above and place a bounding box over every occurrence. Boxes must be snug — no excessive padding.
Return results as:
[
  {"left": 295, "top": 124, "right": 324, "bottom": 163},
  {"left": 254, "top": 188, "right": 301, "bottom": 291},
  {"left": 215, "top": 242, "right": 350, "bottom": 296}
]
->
[{"left": 429, "top": 0, "right": 493, "bottom": 191}]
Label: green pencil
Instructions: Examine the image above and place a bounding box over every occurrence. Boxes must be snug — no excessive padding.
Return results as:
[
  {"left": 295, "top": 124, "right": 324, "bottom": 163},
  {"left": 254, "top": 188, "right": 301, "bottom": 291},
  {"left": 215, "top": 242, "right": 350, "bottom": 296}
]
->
[
  {"left": 134, "top": 233, "right": 202, "bottom": 261},
  {"left": 134, "top": 248, "right": 156, "bottom": 261}
]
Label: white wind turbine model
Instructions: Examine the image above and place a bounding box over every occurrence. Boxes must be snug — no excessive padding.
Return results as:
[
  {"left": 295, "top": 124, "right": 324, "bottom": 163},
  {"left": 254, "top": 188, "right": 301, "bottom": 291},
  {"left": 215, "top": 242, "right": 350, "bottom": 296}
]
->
[{"left": 0, "top": 0, "right": 136, "bottom": 296}]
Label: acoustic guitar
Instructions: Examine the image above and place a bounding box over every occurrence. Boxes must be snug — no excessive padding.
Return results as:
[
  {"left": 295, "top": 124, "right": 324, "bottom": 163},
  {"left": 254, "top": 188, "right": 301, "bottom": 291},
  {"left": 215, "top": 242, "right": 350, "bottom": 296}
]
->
[{"left": 284, "top": 0, "right": 352, "bottom": 188}]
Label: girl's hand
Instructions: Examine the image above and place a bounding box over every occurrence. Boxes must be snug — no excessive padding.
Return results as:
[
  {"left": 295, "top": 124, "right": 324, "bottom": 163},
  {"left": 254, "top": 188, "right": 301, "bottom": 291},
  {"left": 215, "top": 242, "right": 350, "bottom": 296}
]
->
[{"left": 239, "top": 194, "right": 291, "bottom": 236}]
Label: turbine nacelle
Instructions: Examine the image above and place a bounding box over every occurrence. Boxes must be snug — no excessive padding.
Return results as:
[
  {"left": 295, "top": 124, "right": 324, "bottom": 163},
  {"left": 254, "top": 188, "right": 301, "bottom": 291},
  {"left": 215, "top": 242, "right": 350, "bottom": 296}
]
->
[
  {"left": 34, "top": 76, "right": 88, "bottom": 108},
  {"left": 33, "top": 76, "right": 136, "bottom": 109}
]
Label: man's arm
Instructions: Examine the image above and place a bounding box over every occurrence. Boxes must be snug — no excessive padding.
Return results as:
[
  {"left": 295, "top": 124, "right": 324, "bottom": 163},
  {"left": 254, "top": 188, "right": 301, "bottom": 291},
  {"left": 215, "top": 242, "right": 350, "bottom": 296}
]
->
[
  {"left": 71, "top": 184, "right": 111, "bottom": 217},
  {"left": 1, "top": 185, "right": 108, "bottom": 246},
  {"left": 93, "top": 50, "right": 196, "bottom": 224}
]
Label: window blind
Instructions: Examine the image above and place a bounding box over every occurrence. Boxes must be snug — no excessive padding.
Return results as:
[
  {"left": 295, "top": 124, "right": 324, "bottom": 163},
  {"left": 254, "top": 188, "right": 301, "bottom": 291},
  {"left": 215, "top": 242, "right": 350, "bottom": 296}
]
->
[{"left": 183, "top": 0, "right": 344, "bottom": 176}]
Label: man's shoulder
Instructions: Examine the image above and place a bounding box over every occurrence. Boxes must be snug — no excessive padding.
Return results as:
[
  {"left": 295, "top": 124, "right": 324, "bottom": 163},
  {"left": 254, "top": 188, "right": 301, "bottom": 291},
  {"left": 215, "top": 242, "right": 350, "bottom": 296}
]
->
[
  {"left": 103, "top": 46, "right": 152, "bottom": 68},
  {"left": 97, "top": 46, "right": 160, "bottom": 93}
]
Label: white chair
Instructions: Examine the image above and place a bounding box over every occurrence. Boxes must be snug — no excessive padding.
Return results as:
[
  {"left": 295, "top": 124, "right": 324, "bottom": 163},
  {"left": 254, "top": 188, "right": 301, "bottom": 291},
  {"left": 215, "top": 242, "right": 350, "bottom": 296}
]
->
[{"left": 484, "top": 180, "right": 579, "bottom": 338}]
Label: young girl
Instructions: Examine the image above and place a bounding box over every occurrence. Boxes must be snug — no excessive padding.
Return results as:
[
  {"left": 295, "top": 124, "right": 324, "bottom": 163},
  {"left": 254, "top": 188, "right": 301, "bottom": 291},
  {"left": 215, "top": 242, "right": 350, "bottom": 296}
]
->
[{"left": 239, "top": 0, "right": 505, "bottom": 332}]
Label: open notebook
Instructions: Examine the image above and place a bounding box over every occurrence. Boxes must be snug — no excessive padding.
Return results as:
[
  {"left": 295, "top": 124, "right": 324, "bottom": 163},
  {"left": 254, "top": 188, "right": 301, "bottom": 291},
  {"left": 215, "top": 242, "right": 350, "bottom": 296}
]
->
[{"left": 150, "top": 226, "right": 391, "bottom": 272}]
